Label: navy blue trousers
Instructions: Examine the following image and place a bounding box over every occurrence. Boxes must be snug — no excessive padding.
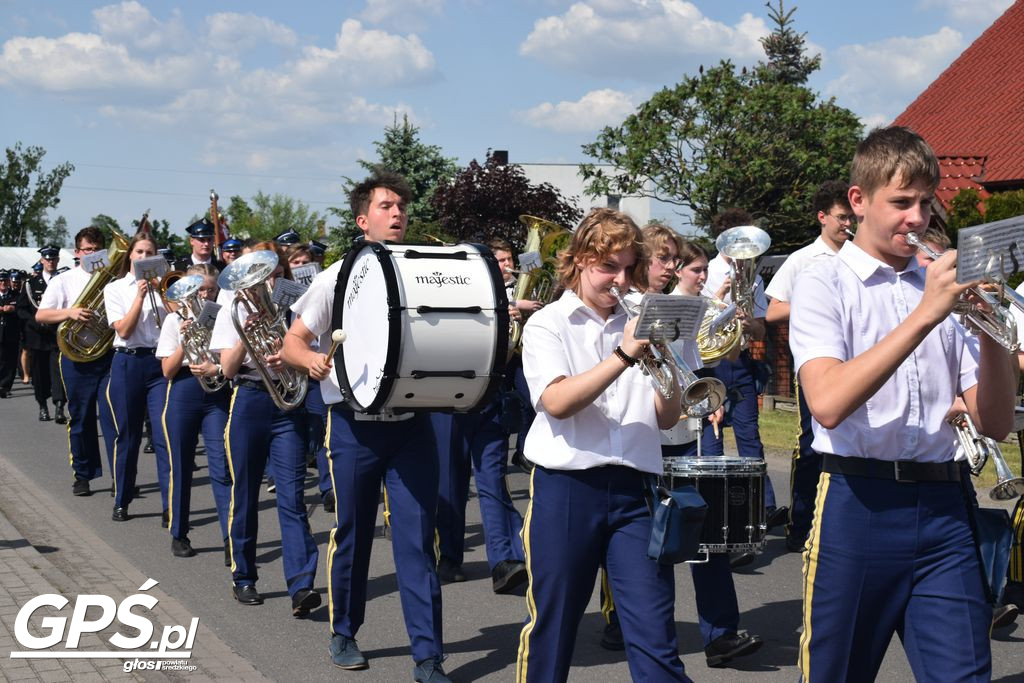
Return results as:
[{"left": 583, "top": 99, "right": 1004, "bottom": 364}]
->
[
  {"left": 162, "top": 370, "right": 230, "bottom": 541},
  {"left": 701, "top": 353, "right": 776, "bottom": 508},
  {"left": 517, "top": 465, "right": 690, "bottom": 683},
  {"left": 799, "top": 470, "right": 991, "bottom": 682},
  {"left": 107, "top": 352, "right": 169, "bottom": 509},
  {"left": 432, "top": 399, "right": 525, "bottom": 570},
  {"left": 305, "top": 380, "right": 331, "bottom": 496},
  {"left": 327, "top": 407, "right": 442, "bottom": 664},
  {"left": 787, "top": 383, "right": 821, "bottom": 545},
  {"left": 58, "top": 351, "right": 113, "bottom": 482},
  {"left": 225, "top": 384, "right": 317, "bottom": 596}
]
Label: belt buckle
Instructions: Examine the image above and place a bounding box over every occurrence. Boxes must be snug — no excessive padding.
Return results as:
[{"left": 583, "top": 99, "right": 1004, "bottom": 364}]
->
[{"left": 893, "top": 461, "right": 912, "bottom": 483}]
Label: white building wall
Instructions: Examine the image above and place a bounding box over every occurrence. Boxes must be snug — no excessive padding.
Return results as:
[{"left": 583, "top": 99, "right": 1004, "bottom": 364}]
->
[{"left": 519, "top": 163, "right": 652, "bottom": 227}]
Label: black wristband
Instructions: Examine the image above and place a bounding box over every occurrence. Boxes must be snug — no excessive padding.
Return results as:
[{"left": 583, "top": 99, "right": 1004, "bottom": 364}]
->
[{"left": 613, "top": 345, "right": 638, "bottom": 367}]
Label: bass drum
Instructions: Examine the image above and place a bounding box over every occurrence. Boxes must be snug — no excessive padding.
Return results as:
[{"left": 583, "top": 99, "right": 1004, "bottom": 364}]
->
[{"left": 333, "top": 241, "right": 509, "bottom": 414}]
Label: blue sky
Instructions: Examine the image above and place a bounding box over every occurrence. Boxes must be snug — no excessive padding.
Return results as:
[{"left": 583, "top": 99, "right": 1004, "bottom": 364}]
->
[{"left": 0, "top": 0, "right": 1014, "bottom": 240}]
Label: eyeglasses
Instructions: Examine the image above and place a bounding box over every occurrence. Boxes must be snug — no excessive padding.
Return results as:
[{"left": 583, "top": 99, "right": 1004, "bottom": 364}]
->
[
  {"left": 829, "top": 212, "right": 857, "bottom": 224},
  {"left": 76, "top": 246, "right": 98, "bottom": 254},
  {"left": 655, "top": 254, "right": 681, "bottom": 268}
]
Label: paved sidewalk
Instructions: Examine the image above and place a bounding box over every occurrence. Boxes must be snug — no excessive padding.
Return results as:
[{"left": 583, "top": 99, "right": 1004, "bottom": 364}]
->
[{"left": 0, "top": 456, "right": 270, "bottom": 683}]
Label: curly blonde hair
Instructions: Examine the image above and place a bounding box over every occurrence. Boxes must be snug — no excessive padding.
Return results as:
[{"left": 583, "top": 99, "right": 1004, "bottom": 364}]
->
[{"left": 556, "top": 208, "right": 648, "bottom": 294}]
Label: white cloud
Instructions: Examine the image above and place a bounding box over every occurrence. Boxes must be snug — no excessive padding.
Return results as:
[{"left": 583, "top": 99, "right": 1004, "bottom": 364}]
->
[
  {"left": 360, "top": 0, "right": 444, "bottom": 32},
  {"left": 205, "top": 13, "right": 298, "bottom": 51},
  {"left": 917, "top": 0, "right": 1013, "bottom": 24},
  {"left": 520, "top": 1, "right": 768, "bottom": 79},
  {"left": 826, "top": 27, "right": 966, "bottom": 124},
  {"left": 521, "top": 88, "right": 638, "bottom": 132},
  {"left": 92, "top": 1, "right": 187, "bottom": 52}
]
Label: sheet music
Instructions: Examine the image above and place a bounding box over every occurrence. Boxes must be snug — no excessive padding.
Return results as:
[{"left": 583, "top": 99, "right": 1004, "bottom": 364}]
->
[
  {"left": 272, "top": 278, "right": 307, "bottom": 309},
  {"left": 80, "top": 250, "right": 109, "bottom": 274},
  {"left": 518, "top": 251, "right": 542, "bottom": 273},
  {"left": 291, "top": 263, "right": 321, "bottom": 288},
  {"left": 196, "top": 301, "right": 221, "bottom": 330},
  {"left": 635, "top": 294, "right": 707, "bottom": 341},
  {"left": 133, "top": 256, "right": 169, "bottom": 281},
  {"left": 956, "top": 214, "right": 1024, "bottom": 283}
]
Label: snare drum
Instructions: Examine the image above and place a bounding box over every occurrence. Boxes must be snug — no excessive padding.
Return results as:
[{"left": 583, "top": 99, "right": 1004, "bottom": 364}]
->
[
  {"left": 663, "top": 456, "right": 766, "bottom": 556},
  {"left": 333, "top": 241, "right": 509, "bottom": 413}
]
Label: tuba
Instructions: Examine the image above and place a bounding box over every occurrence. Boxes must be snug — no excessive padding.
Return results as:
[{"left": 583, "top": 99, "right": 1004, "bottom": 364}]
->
[
  {"left": 508, "top": 215, "right": 571, "bottom": 355},
  {"left": 57, "top": 229, "right": 130, "bottom": 363},
  {"left": 218, "top": 250, "right": 308, "bottom": 411},
  {"left": 698, "top": 225, "right": 771, "bottom": 363},
  {"left": 164, "top": 274, "right": 226, "bottom": 394}
]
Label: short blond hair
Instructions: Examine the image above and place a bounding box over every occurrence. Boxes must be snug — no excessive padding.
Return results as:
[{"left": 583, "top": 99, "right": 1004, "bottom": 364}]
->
[
  {"left": 851, "top": 126, "right": 939, "bottom": 198},
  {"left": 557, "top": 208, "right": 647, "bottom": 293}
]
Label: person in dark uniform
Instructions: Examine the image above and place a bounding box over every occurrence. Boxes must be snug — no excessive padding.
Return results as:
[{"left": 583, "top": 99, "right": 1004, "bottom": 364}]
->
[
  {"left": 0, "top": 270, "right": 20, "bottom": 398},
  {"left": 283, "top": 172, "right": 450, "bottom": 682},
  {"left": 172, "top": 219, "right": 225, "bottom": 273},
  {"left": 36, "top": 227, "right": 117, "bottom": 497},
  {"left": 17, "top": 247, "right": 67, "bottom": 421},
  {"left": 220, "top": 238, "right": 242, "bottom": 266},
  {"left": 274, "top": 229, "right": 301, "bottom": 247},
  {"left": 308, "top": 240, "right": 327, "bottom": 266},
  {"left": 10, "top": 270, "right": 30, "bottom": 384}
]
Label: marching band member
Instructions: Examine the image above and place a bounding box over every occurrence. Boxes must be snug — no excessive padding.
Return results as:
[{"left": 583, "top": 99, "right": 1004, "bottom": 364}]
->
[
  {"left": 209, "top": 242, "right": 319, "bottom": 616},
  {"left": 701, "top": 208, "right": 785, "bottom": 558},
  {"left": 282, "top": 172, "right": 449, "bottom": 682},
  {"left": 790, "top": 126, "right": 1015, "bottom": 681},
  {"left": 764, "top": 180, "right": 853, "bottom": 552},
  {"left": 104, "top": 233, "right": 171, "bottom": 523},
  {"left": 220, "top": 238, "right": 242, "bottom": 265},
  {"left": 156, "top": 264, "right": 231, "bottom": 560},
  {"left": 515, "top": 208, "right": 690, "bottom": 682},
  {"left": 18, "top": 246, "right": 67, "bottom": 423},
  {"left": 36, "top": 227, "right": 117, "bottom": 497},
  {"left": 172, "top": 219, "right": 225, "bottom": 273},
  {"left": 0, "top": 270, "right": 19, "bottom": 399}
]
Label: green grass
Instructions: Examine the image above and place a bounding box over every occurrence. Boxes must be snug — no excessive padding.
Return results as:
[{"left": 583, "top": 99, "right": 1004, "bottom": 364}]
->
[{"left": 745, "top": 406, "right": 1023, "bottom": 490}]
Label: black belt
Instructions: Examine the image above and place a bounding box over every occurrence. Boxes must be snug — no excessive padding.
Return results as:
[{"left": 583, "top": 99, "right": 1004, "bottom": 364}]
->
[
  {"left": 114, "top": 347, "right": 156, "bottom": 356},
  {"left": 234, "top": 377, "right": 267, "bottom": 392},
  {"left": 822, "top": 453, "right": 962, "bottom": 483}
]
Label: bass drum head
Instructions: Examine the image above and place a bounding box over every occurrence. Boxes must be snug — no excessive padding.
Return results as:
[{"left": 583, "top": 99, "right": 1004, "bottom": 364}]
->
[{"left": 337, "top": 243, "right": 397, "bottom": 412}]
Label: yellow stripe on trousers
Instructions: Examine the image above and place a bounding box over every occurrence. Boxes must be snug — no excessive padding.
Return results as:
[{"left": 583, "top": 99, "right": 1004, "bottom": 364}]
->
[
  {"left": 161, "top": 378, "right": 174, "bottom": 536},
  {"left": 57, "top": 353, "right": 74, "bottom": 473},
  {"left": 515, "top": 466, "right": 537, "bottom": 683},
  {"left": 798, "top": 471, "right": 831, "bottom": 683},
  {"left": 105, "top": 370, "right": 120, "bottom": 499},
  {"left": 325, "top": 409, "right": 337, "bottom": 631},
  {"left": 223, "top": 386, "right": 240, "bottom": 573}
]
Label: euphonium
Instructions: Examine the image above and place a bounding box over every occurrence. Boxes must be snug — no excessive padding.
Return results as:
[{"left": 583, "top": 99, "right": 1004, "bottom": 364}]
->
[
  {"left": 610, "top": 287, "right": 726, "bottom": 418},
  {"left": 159, "top": 269, "right": 186, "bottom": 314},
  {"left": 163, "top": 274, "right": 226, "bottom": 394},
  {"left": 218, "top": 250, "right": 308, "bottom": 411},
  {"left": 698, "top": 225, "right": 771, "bottom": 363},
  {"left": 508, "top": 215, "right": 571, "bottom": 356},
  {"left": 57, "top": 229, "right": 130, "bottom": 363}
]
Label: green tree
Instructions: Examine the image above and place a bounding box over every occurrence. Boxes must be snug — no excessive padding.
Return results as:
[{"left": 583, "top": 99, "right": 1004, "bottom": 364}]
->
[
  {"left": 89, "top": 213, "right": 121, "bottom": 250},
  {"left": 29, "top": 215, "right": 70, "bottom": 248},
  {"left": 580, "top": 4, "right": 861, "bottom": 251},
  {"left": 431, "top": 152, "right": 582, "bottom": 251},
  {"left": 0, "top": 143, "right": 74, "bottom": 246},
  {"left": 984, "top": 189, "right": 1024, "bottom": 224},
  {"left": 756, "top": 0, "right": 821, "bottom": 85},
  {"left": 328, "top": 114, "right": 459, "bottom": 246},
  {"left": 946, "top": 188, "right": 984, "bottom": 238},
  {"left": 129, "top": 215, "right": 186, "bottom": 256},
  {"left": 222, "top": 192, "right": 325, "bottom": 243}
]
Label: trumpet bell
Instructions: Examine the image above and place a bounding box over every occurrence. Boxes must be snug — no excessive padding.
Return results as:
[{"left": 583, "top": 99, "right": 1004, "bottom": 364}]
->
[
  {"left": 219, "top": 250, "right": 279, "bottom": 292},
  {"left": 716, "top": 225, "right": 771, "bottom": 260},
  {"left": 991, "top": 478, "right": 1024, "bottom": 501},
  {"left": 682, "top": 377, "right": 727, "bottom": 419}
]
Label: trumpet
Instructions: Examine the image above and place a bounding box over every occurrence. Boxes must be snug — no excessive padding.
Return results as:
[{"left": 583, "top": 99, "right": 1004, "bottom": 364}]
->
[
  {"left": 218, "top": 251, "right": 308, "bottom": 411},
  {"left": 163, "top": 274, "right": 226, "bottom": 394},
  {"left": 905, "top": 232, "right": 1021, "bottom": 351},
  {"left": 950, "top": 412, "right": 1024, "bottom": 499},
  {"left": 610, "top": 287, "right": 726, "bottom": 418}
]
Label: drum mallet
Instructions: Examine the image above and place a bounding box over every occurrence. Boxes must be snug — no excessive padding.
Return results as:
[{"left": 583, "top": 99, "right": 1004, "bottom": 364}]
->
[{"left": 325, "top": 329, "right": 347, "bottom": 365}]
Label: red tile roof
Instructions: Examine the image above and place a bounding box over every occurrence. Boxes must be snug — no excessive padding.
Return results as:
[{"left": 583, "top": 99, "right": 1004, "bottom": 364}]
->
[
  {"left": 935, "top": 156, "right": 990, "bottom": 207},
  {"left": 894, "top": 0, "right": 1024, "bottom": 190}
]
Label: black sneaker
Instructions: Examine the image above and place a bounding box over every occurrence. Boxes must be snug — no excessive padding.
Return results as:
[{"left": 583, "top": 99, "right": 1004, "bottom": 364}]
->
[
  {"left": 291, "top": 588, "right": 321, "bottom": 618},
  {"left": 171, "top": 537, "right": 196, "bottom": 558},
  {"left": 413, "top": 656, "right": 452, "bottom": 683},
  {"left": 329, "top": 634, "right": 368, "bottom": 670},
  {"left": 72, "top": 478, "right": 91, "bottom": 497},
  {"left": 491, "top": 560, "right": 528, "bottom": 594},
  {"left": 437, "top": 557, "right": 466, "bottom": 583},
  {"left": 600, "top": 619, "right": 625, "bottom": 651},
  {"left": 705, "top": 631, "right": 763, "bottom": 668}
]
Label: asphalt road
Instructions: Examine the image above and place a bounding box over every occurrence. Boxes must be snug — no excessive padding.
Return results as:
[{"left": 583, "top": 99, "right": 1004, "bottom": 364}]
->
[{"left": 1, "top": 380, "right": 1022, "bottom": 682}]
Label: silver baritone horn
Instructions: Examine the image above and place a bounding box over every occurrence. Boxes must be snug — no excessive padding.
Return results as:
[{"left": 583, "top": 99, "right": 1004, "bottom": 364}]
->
[
  {"left": 610, "top": 287, "right": 726, "bottom": 418},
  {"left": 218, "top": 251, "right": 308, "bottom": 411},
  {"left": 163, "top": 274, "right": 226, "bottom": 394},
  {"left": 715, "top": 224, "right": 771, "bottom": 322},
  {"left": 949, "top": 412, "right": 1024, "bottom": 500},
  {"left": 905, "top": 231, "right": 1022, "bottom": 351}
]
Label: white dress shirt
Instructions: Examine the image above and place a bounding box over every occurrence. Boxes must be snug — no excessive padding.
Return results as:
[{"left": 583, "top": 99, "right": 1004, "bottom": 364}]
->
[
  {"left": 103, "top": 273, "right": 164, "bottom": 349},
  {"left": 290, "top": 261, "right": 345, "bottom": 405},
  {"left": 789, "top": 241, "right": 979, "bottom": 462},
  {"left": 156, "top": 314, "right": 186, "bottom": 364},
  {"left": 39, "top": 267, "right": 91, "bottom": 310},
  {"left": 209, "top": 299, "right": 262, "bottom": 382},
  {"left": 764, "top": 236, "right": 838, "bottom": 303},
  {"left": 703, "top": 253, "right": 767, "bottom": 317},
  {"left": 522, "top": 289, "right": 666, "bottom": 474}
]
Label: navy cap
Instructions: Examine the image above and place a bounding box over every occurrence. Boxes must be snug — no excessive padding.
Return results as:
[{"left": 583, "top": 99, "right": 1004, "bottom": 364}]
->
[
  {"left": 221, "top": 238, "right": 242, "bottom": 252},
  {"left": 158, "top": 248, "right": 175, "bottom": 262},
  {"left": 309, "top": 240, "right": 327, "bottom": 256},
  {"left": 32, "top": 262, "right": 44, "bottom": 272},
  {"left": 186, "top": 218, "right": 215, "bottom": 238},
  {"left": 0, "top": 270, "right": 8, "bottom": 280},
  {"left": 11, "top": 270, "right": 24, "bottom": 281},
  {"left": 274, "top": 229, "right": 301, "bottom": 246},
  {"left": 38, "top": 245, "right": 60, "bottom": 259}
]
